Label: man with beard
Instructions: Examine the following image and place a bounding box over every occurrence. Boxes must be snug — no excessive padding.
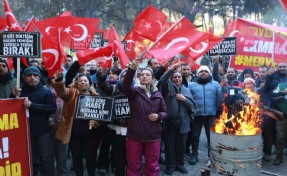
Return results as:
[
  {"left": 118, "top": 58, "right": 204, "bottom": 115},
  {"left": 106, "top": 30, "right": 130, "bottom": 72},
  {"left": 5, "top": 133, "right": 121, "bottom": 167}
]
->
[
  {"left": 188, "top": 66, "right": 222, "bottom": 166},
  {"left": 0, "top": 58, "right": 16, "bottom": 98},
  {"left": 221, "top": 67, "right": 244, "bottom": 118},
  {"left": 256, "top": 66, "right": 268, "bottom": 88},
  {"left": 265, "top": 62, "right": 287, "bottom": 165}
]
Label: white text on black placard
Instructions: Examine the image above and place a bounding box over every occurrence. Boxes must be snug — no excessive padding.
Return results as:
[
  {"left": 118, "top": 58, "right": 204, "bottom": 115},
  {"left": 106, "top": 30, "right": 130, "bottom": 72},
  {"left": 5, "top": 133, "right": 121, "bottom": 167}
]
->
[
  {"left": 209, "top": 37, "right": 236, "bottom": 56},
  {"left": 114, "top": 95, "right": 130, "bottom": 119},
  {"left": 0, "top": 32, "right": 40, "bottom": 58},
  {"left": 75, "top": 95, "right": 114, "bottom": 121}
]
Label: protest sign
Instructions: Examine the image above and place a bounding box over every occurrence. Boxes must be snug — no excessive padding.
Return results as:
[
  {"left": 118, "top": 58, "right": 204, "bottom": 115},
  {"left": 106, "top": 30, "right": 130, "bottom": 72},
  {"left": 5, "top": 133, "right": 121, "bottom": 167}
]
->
[
  {"left": 0, "top": 32, "right": 40, "bottom": 58},
  {"left": 75, "top": 95, "right": 114, "bottom": 122},
  {"left": 0, "top": 98, "right": 32, "bottom": 176},
  {"left": 208, "top": 37, "right": 236, "bottom": 56},
  {"left": 113, "top": 95, "right": 130, "bottom": 119}
]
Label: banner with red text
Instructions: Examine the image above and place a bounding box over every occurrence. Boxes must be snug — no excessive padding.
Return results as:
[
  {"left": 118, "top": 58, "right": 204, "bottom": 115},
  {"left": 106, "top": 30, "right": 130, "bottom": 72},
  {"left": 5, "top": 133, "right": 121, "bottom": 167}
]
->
[
  {"left": 224, "top": 18, "right": 287, "bottom": 72},
  {"left": 0, "top": 98, "right": 32, "bottom": 176}
]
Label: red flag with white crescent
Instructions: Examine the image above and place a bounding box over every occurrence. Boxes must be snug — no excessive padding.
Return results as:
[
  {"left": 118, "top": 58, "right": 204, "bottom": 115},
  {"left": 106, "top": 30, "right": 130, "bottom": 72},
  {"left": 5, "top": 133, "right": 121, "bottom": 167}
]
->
[
  {"left": 42, "top": 33, "right": 66, "bottom": 78},
  {"left": 108, "top": 26, "right": 130, "bottom": 68},
  {"left": 33, "top": 16, "right": 100, "bottom": 49},
  {"left": 147, "top": 17, "right": 209, "bottom": 62},
  {"left": 133, "top": 5, "right": 167, "bottom": 42},
  {"left": 124, "top": 30, "right": 151, "bottom": 60},
  {"left": 4, "top": 0, "right": 22, "bottom": 31},
  {"left": 76, "top": 46, "right": 113, "bottom": 68},
  {"left": 181, "top": 33, "right": 223, "bottom": 60}
]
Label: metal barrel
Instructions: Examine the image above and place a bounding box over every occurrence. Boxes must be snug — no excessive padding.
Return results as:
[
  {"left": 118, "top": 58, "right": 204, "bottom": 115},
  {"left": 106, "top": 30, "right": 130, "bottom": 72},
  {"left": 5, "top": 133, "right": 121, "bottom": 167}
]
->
[{"left": 210, "top": 127, "right": 263, "bottom": 176}]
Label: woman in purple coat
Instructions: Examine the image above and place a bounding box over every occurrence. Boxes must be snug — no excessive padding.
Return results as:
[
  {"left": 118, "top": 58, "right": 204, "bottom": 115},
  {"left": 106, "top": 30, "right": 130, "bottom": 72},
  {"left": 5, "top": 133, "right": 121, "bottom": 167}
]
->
[{"left": 123, "top": 59, "right": 167, "bottom": 176}]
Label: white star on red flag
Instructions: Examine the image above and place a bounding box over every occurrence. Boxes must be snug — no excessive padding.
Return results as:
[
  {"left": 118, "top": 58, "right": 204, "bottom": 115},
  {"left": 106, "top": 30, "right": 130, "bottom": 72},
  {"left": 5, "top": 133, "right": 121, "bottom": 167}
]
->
[
  {"left": 11, "top": 22, "right": 18, "bottom": 29},
  {"left": 240, "top": 36, "right": 245, "bottom": 42},
  {"left": 64, "top": 26, "right": 71, "bottom": 34},
  {"left": 144, "top": 22, "right": 152, "bottom": 30}
]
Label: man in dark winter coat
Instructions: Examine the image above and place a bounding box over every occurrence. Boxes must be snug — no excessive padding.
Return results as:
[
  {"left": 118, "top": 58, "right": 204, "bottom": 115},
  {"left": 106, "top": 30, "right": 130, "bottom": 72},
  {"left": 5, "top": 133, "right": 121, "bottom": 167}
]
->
[{"left": 12, "top": 65, "right": 57, "bottom": 175}]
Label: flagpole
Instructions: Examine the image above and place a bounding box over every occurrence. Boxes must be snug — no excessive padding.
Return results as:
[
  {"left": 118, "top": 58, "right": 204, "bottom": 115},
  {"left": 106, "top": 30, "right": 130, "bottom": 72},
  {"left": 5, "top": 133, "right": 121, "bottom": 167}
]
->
[
  {"left": 16, "top": 58, "right": 20, "bottom": 98},
  {"left": 138, "top": 16, "right": 185, "bottom": 59}
]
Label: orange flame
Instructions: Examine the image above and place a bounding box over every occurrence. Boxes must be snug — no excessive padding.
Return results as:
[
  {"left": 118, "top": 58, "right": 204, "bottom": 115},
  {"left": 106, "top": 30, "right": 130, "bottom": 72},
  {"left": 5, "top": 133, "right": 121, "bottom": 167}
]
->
[{"left": 215, "top": 89, "right": 263, "bottom": 135}]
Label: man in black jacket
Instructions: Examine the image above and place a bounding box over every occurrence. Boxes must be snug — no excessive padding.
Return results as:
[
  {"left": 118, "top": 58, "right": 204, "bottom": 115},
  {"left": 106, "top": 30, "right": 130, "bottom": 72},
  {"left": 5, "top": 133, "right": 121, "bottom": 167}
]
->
[
  {"left": 12, "top": 66, "right": 57, "bottom": 175},
  {"left": 265, "top": 62, "right": 287, "bottom": 165}
]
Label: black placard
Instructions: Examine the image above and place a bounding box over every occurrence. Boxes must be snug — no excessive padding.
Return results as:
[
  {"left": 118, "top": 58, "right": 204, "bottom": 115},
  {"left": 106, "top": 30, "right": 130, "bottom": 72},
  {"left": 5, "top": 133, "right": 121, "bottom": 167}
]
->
[
  {"left": 90, "top": 32, "right": 103, "bottom": 48},
  {"left": 208, "top": 37, "right": 236, "bottom": 56},
  {"left": 75, "top": 95, "right": 114, "bottom": 121},
  {"left": 113, "top": 95, "right": 130, "bottom": 119},
  {"left": 0, "top": 32, "right": 40, "bottom": 58}
]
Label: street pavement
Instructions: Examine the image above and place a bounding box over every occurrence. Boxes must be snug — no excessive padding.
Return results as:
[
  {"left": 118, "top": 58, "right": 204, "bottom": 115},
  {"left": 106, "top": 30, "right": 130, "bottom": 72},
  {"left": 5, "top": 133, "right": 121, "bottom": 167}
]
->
[
  {"left": 158, "top": 129, "right": 287, "bottom": 176},
  {"left": 63, "top": 128, "right": 287, "bottom": 176}
]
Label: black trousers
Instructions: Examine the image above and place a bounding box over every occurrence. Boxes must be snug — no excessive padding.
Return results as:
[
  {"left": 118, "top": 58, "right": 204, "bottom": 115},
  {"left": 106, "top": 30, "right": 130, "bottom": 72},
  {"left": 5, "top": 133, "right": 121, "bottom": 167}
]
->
[
  {"left": 261, "top": 116, "right": 276, "bottom": 155},
  {"left": 69, "top": 133, "right": 101, "bottom": 176},
  {"left": 191, "top": 116, "right": 215, "bottom": 157},
  {"left": 97, "top": 126, "right": 112, "bottom": 171},
  {"left": 165, "top": 127, "right": 188, "bottom": 170},
  {"left": 32, "top": 133, "right": 51, "bottom": 176}
]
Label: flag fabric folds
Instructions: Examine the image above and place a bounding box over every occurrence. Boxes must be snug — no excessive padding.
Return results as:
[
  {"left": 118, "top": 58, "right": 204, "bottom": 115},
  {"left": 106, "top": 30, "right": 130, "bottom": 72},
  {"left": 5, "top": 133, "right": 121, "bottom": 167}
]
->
[
  {"left": 4, "top": 0, "right": 22, "bottom": 31},
  {"left": 133, "top": 5, "right": 167, "bottom": 42}
]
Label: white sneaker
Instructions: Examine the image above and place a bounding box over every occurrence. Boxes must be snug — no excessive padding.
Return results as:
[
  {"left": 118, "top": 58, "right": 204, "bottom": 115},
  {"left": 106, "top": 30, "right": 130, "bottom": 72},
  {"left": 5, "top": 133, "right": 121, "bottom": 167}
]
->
[{"left": 207, "top": 160, "right": 211, "bottom": 168}]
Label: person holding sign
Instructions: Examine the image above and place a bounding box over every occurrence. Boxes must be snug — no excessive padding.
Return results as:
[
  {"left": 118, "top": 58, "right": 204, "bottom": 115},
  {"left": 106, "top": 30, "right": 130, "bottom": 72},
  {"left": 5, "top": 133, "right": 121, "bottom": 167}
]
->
[
  {"left": 123, "top": 58, "right": 167, "bottom": 176},
  {"left": 97, "top": 67, "right": 130, "bottom": 176},
  {"left": 12, "top": 66, "right": 57, "bottom": 176},
  {"left": 52, "top": 72, "right": 102, "bottom": 176}
]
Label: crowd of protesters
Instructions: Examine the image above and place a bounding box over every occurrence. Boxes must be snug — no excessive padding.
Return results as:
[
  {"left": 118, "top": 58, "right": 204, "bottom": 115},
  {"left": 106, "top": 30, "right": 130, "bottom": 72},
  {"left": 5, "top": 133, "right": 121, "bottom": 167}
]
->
[{"left": 0, "top": 54, "right": 287, "bottom": 176}]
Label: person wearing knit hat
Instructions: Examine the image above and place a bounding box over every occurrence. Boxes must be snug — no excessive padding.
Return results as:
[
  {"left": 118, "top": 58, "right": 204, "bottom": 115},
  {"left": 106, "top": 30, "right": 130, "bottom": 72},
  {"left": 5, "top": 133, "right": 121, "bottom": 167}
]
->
[
  {"left": 243, "top": 77, "right": 256, "bottom": 85},
  {"left": 243, "top": 77, "right": 256, "bottom": 91},
  {"left": 188, "top": 64, "right": 222, "bottom": 167},
  {"left": 0, "top": 58, "right": 16, "bottom": 98},
  {"left": 197, "top": 65, "right": 211, "bottom": 76},
  {"left": 24, "top": 65, "right": 41, "bottom": 77}
]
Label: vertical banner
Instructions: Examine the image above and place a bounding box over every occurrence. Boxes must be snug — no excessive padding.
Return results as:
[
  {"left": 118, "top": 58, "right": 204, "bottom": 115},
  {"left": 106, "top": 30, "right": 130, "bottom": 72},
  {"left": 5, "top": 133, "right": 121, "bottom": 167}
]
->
[{"left": 0, "top": 98, "right": 32, "bottom": 176}]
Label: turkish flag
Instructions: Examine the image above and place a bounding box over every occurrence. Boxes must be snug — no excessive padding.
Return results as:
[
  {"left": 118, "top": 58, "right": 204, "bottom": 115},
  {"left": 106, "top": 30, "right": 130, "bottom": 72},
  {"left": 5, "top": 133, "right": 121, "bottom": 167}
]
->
[
  {"left": 33, "top": 16, "right": 100, "bottom": 49},
  {"left": 280, "top": 0, "right": 287, "bottom": 12},
  {"left": 124, "top": 30, "right": 152, "bottom": 60},
  {"left": 181, "top": 33, "right": 223, "bottom": 60},
  {"left": 108, "top": 26, "right": 130, "bottom": 68},
  {"left": 223, "top": 19, "right": 237, "bottom": 37},
  {"left": 42, "top": 33, "right": 67, "bottom": 78},
  {"left": 4, "top": 0, "right": 22, "bottom": 31},
  {"left": 33, "top": 17, "right": 59, "bottom": 38},
  {"left": 76, "top": 46, "right": 113, "bottom": 68},
  {"left": 0, "top": 16, "right": 7, "bottom": 31},
  {"left": 133, "top": 5, "right": 167, "bottom": 41},
  {"left": 148, "top": 17, "right": 210, "bottom": 62}
]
